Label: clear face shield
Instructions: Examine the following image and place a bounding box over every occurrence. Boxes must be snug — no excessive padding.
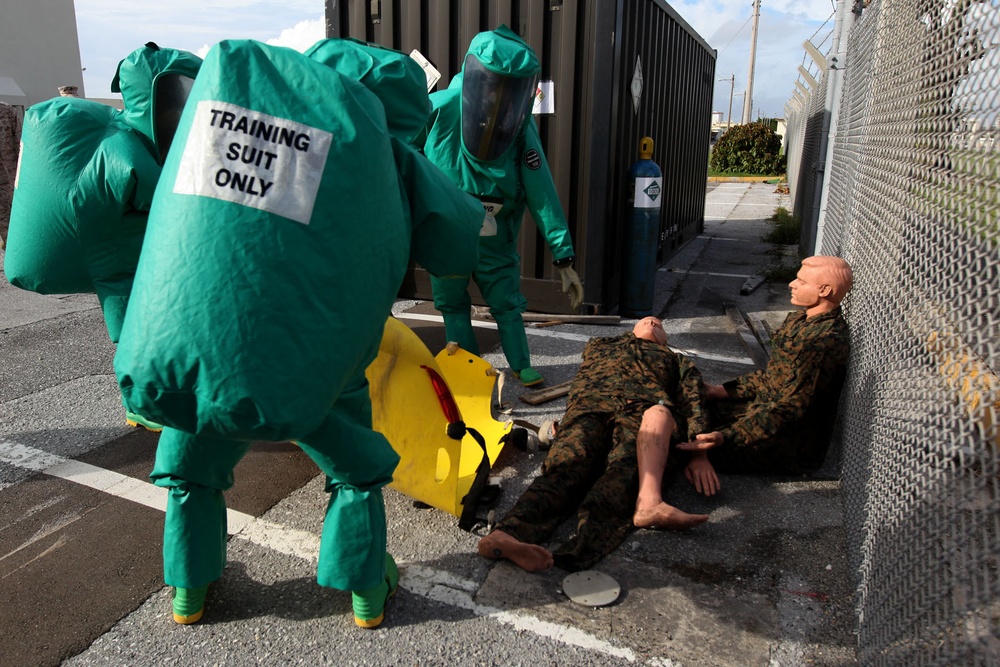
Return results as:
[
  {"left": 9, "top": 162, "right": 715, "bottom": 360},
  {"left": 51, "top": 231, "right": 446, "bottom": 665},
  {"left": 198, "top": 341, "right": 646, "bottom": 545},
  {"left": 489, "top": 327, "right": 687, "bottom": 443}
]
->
[
  {"left": 461, "top": 56, "right": 539, "bottom": 162},
  {"left": 154, "top": 73, "right": 195, "bottom": 162}
]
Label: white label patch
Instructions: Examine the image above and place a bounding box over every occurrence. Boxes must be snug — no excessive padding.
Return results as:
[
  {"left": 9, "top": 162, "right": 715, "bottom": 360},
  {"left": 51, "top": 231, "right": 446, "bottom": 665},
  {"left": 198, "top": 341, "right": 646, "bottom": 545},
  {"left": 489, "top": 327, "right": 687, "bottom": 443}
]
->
[
  {"left": 479, "top": 198, "right": 503, "bottom": 236},
  {"left": 480, "top": 213, "right": 498, "bottom": 236},
  {"left": 480, "top": 200, "right": 504, "bottom": 217},
  {"left": 634, "top": 176, "right": 661, "bottom": 208},
  {"left": 173, "top": 101, "right": 333, "bottom": 225}
]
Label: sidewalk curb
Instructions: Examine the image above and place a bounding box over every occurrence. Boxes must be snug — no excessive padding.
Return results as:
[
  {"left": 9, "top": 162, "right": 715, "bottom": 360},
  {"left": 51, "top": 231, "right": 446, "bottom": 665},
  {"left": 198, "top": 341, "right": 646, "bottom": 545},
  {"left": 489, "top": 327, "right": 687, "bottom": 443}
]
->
[{"left": 706, "top": 175, "right": 783, "bottom": 183}]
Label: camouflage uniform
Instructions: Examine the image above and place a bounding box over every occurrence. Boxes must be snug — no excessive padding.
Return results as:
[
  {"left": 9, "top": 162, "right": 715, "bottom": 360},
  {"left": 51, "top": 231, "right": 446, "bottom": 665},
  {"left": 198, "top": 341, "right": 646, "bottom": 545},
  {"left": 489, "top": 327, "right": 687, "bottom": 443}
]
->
[
  {"left": 709, "top": 306, "right": 850, "bottom": 475},
  {"left": 0, "top": 102, "right": 22, "bottom": 249},
  {"left": 495, "top": 333, "right": 709, "bottom": 571}
]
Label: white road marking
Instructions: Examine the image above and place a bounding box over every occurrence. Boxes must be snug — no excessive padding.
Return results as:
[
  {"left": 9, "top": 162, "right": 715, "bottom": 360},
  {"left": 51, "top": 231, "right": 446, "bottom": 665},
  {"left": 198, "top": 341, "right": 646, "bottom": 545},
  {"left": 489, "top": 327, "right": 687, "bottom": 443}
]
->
[
  {"left": 671, "top": 347, "right": 755, "bottom": 365},
  {"left": 658, "top": 268, "right": 752, "bottom": 279},
  {"left": 392, "top": 312, "right": 754, "bottom": 365},
  {"left": 0, "top": 439, "right": 642, "bottom": 663},
  {"left": 395, "top": 311, "right": 497, "bottom": 330},
  {"left": 403, "top": 563, "right": 636, "bottom": 662}
]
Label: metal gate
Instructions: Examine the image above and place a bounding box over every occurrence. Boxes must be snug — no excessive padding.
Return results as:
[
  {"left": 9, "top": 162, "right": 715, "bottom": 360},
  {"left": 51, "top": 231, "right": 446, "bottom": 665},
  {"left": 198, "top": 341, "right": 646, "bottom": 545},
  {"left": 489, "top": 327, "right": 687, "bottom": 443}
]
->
[{"left": 326, "top": 0, "right": 715, "bottom": 314}]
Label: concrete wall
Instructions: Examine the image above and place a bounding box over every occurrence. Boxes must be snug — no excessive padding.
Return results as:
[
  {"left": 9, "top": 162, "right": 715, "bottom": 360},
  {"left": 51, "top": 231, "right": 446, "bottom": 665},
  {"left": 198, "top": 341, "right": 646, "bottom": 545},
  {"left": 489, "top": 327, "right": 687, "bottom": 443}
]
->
[{"left": 0, "top": 0, "right": 85, "bottom": 111}]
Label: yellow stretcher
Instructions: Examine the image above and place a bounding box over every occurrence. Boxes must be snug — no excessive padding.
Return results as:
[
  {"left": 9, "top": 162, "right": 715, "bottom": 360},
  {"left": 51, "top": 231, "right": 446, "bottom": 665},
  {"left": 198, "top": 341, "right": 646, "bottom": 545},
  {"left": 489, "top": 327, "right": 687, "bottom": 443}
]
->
[{"left": 366, "top": 317, "right": 513, "bottom": 526}]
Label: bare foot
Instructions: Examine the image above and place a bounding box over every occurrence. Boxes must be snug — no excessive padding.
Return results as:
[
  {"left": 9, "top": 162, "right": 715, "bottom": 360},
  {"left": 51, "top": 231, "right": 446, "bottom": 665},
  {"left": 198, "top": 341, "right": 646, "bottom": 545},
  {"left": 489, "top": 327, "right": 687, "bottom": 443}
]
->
[
  {"left": 633, "top": 503, "right": 710, "bottom": 530},
  {"left": 478, "top": 530, "right": 554, "bottom": 572}
]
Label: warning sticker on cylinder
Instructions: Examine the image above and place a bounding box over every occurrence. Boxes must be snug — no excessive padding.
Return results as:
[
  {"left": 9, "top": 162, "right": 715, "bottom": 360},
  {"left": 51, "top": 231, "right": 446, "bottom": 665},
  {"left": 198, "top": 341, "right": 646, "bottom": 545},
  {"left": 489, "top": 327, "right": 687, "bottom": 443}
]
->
[
  {"left": 173, "top": 101, "right": 333, "bottom": 225},
  {"left": 633, "top": 177, "right": 661, "bottom": 208}
]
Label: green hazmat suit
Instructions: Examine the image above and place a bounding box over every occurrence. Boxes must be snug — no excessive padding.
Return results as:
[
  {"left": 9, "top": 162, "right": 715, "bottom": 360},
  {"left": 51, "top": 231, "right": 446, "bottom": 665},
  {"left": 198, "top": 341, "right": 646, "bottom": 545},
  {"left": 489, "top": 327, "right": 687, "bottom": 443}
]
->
[
  {"left": 303, "top": 37, "right": 431, "bottom": 144},
  {"left": 115, "top": 39, "right": 482, "bottom": 592},
  {"left": 420, "top": 25, "right": 577, "bottom": 375},
  {"left": 4, "top": 42, "right": 202, "bottom": 342}
]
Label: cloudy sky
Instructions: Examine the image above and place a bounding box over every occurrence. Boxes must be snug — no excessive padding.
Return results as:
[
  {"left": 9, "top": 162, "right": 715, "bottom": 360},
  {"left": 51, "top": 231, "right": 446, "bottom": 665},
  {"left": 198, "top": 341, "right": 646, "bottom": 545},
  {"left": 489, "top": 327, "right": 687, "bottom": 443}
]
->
[{"left": 74, "top": 0, "right": 836, "bottom": 120}]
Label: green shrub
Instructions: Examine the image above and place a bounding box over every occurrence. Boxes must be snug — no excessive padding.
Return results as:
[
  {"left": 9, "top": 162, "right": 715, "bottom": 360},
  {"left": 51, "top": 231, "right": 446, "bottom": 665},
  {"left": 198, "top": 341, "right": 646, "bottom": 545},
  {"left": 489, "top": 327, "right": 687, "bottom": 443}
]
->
[
  {"left": 763, "top": 207, "right": 800, "bottom": 244},
  {"left": 710, "top": 123, "right": 786, "bottom": 175},
  {"left": 763, "top": 262, "right": 800, "bottom": 283}
]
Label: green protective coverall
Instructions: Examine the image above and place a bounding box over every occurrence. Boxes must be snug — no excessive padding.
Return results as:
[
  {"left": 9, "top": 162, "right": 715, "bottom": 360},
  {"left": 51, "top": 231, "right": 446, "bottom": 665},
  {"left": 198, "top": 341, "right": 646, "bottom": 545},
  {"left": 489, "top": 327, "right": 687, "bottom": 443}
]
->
[
  {"left": 4, "top": 42, "right": 202, "bottom": 342},
  {"left": 115, "top": 40, "right": 482, "bottom": 592},
  {"left": 420, "top": 25, "right": 576, "bottom": 374}
]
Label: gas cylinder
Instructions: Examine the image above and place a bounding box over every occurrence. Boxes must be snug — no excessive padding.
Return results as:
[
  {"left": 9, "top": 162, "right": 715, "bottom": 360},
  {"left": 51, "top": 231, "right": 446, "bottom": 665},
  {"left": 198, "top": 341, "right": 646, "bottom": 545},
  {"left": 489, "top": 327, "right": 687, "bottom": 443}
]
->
[{"left": 620, "top": 136, "right": 662, "bottom": 318}]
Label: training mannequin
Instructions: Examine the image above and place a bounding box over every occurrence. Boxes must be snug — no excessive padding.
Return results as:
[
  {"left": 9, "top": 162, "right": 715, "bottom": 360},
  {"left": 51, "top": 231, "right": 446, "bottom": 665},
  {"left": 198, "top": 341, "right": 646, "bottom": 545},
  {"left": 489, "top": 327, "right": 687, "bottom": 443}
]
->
[
  {"left": 477, "top": 317, "right": 710, "bottom": 573},
  {"left": 419, "top": 25, "right": 582, "bottom": 387},
  {"left": 679, "top": 255, "right": 854, "bottom": 494}
]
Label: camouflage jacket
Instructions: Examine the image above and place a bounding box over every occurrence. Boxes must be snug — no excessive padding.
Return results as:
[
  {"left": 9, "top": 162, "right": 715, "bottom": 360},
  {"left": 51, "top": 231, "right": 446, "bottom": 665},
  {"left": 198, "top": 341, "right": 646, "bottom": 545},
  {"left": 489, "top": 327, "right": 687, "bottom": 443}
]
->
[
  {"left": 720, "top": 306, "right": 850, "bottom": 452},
  {"left": 566, "top": 333, "right": 710, "bottom": 438}
]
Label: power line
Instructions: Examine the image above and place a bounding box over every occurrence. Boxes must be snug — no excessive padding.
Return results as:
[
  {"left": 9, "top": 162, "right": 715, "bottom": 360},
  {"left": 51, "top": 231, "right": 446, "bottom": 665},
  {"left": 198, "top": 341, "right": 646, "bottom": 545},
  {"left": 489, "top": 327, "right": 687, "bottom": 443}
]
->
[{"left": 716, "top": 15, "right": 754, "bottom": 58}]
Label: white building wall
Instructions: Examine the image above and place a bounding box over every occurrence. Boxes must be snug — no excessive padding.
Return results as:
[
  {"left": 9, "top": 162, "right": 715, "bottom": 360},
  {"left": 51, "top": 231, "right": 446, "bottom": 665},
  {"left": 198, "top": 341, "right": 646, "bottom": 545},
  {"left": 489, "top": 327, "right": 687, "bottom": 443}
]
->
[{"left": 0, "top": 0, "right": 84, "bottom": 111}]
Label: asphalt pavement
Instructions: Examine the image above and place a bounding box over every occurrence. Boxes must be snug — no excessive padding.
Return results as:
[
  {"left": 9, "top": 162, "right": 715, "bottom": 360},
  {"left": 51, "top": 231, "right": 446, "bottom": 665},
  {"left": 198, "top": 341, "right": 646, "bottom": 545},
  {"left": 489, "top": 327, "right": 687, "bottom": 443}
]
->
[{"left": 0, "top": 181, "right": 858, "bottom": 666}]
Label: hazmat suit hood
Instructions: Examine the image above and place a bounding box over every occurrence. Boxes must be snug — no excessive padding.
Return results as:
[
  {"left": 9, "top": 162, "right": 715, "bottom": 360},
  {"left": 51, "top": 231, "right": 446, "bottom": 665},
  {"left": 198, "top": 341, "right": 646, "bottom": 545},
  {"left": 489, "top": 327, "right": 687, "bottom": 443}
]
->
[
  {"left": 112, "top": 42, "right": 202, "bottom": 161},
  {"left": 305, "top": 37, "right": 431, "bottom": 144},
  {"left": 460, "top": 24, "right": 540, "bottom": 162}
]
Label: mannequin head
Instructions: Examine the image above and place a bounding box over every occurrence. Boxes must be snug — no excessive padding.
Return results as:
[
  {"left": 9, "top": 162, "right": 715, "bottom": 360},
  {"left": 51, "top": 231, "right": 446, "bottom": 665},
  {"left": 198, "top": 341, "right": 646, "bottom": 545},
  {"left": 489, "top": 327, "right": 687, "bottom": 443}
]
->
[
  {"left": 789, "top": 255, "right": 853, "bottom": 317},
  {"left": 633, "top": 317, "right": 668, "bottom": 346}
]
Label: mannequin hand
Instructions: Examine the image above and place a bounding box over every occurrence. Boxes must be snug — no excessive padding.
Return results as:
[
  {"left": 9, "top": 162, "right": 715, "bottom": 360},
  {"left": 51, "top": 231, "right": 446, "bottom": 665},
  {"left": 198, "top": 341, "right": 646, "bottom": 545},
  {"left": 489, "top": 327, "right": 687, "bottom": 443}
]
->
[
  {"left": 676, "top": 431, "right": 723, "bottom": 452},
  {"left": 557, "top": 266, "right": 584, "bottom": 309},
  {"left": 685, "top": 452, "right": 720, "bottom": 496}
]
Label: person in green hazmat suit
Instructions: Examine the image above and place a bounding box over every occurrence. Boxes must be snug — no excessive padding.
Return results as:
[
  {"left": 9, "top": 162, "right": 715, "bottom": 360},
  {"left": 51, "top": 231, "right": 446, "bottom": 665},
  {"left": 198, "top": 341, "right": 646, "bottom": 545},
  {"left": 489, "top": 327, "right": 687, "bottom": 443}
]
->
[
  {"left": 419, "top": 25, "right": 583, "bottom": 387},
  {"left": 4, "top": 42, "right": 201, "bottom": 432},
  {"left": 116, "top": 39, "right": 483, "bottom": 629}
]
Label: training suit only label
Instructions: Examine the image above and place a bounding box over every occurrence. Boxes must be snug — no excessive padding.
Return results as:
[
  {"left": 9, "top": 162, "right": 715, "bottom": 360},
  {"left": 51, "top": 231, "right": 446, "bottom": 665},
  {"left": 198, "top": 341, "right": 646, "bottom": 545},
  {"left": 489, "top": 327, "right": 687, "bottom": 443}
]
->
[{"left": 173, "top": 101, "right": 332, "bottom": 225}]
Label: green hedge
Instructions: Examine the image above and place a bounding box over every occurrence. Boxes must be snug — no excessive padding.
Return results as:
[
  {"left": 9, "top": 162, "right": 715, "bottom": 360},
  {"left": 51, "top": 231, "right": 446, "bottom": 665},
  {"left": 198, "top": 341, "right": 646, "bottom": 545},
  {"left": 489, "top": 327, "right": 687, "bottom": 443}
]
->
[{"left": 710, "top": 122, "right": 786, "bottom": 175}]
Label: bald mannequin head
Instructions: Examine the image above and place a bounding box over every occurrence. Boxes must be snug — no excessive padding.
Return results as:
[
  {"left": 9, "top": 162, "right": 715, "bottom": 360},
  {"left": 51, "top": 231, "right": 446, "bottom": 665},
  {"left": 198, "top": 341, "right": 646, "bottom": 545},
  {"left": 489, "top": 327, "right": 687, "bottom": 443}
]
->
[
  {"left": 633, "top": 317, "right": 667, "bottom": 346},
  {"left": 790, "top": 255, "right": 853, "bottom": 317}
]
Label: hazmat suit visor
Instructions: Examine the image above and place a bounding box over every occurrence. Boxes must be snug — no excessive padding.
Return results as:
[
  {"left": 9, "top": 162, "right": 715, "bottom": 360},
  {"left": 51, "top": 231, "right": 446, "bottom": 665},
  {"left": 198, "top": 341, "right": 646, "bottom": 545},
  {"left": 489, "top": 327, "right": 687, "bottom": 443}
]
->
[
  {"left": 461, "top": 55, "right": 538, "bottom": 162},
  {"left": 153, "top": 73, "right": 195, "bottom": 162}
]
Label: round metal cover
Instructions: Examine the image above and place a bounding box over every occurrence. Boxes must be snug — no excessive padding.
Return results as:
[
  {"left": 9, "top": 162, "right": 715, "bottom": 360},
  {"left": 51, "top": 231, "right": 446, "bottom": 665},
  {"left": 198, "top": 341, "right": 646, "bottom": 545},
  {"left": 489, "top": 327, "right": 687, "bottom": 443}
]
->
[{"left": 562, "top": 570, "right": 621, "bottom": 607}]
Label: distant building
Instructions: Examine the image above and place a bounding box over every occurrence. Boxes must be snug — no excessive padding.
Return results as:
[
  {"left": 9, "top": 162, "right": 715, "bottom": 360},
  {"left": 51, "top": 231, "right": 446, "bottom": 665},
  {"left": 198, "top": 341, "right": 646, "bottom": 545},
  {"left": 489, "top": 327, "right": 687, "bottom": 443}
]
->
[{"left": 0, "top": 0, "right": 85, "bottom": 115}]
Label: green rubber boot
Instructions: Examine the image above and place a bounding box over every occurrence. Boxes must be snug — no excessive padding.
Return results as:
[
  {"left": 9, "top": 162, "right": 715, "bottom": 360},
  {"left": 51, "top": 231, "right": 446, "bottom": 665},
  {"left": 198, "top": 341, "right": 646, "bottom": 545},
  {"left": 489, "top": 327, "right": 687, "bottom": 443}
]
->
[
  {"left": 513, "top": 367, "right": 544, "bottom": 387},
  {"left": 352, "top": 553, "right": 399, "bottom": 629},
  {"left": 126, "top": 411, "right": 164, "bottom": 433},
  {"left": 172, "top": 585, "right": 208, "bottom": 624}
]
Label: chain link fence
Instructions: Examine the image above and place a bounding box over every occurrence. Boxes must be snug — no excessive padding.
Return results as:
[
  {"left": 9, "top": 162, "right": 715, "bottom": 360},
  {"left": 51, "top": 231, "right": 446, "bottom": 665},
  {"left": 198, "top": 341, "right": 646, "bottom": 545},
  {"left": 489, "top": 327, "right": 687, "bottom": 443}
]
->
[{"left": 785, "top": 0, "right": 1000, "bottom": 664}]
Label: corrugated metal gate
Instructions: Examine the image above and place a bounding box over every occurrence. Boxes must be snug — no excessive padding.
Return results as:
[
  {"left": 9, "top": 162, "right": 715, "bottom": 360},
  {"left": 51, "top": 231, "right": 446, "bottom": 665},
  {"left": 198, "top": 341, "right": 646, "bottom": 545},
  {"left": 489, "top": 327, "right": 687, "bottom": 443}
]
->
[{"left": 326, "top": 0, "right": 715, "bottom": 314}]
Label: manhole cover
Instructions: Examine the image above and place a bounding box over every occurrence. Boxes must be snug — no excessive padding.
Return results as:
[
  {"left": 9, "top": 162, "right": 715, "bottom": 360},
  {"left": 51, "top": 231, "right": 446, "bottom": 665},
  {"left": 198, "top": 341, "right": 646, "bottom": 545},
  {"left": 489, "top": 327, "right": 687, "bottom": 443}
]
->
[{"left": 562, "top": 570, "right": 621, "bottom": 607}]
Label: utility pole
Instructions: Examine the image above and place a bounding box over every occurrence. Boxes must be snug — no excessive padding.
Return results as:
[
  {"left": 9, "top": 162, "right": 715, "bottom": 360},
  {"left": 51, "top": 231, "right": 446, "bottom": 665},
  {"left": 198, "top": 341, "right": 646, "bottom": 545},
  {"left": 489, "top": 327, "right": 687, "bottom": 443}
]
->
[
  {"left": 726, "top": 74, "right": 734, "bottom": 128},
  {"left": 718, "top": 74, "right": 735, "bottom": 128},
  {"left": 743, "top": 0, "right": 761, "bottom": 124}
]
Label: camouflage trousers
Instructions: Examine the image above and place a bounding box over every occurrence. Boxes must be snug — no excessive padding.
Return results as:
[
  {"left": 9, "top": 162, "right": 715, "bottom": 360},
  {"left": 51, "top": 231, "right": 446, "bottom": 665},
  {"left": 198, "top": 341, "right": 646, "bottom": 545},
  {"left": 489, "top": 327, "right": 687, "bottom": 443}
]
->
[{"left": 495, "top": 403, "right": 653, "bottom": 571}]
